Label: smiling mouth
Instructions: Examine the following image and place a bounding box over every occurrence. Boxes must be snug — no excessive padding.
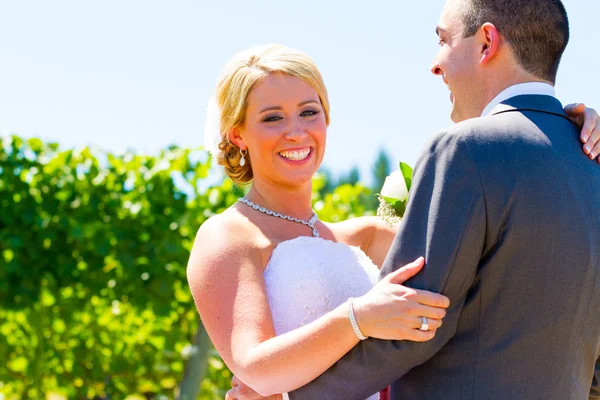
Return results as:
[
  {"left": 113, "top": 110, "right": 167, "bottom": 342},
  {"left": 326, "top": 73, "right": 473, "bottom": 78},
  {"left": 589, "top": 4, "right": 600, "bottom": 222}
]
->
[{"left": 278, "top": 148, "right": 312, "bottom": 161}]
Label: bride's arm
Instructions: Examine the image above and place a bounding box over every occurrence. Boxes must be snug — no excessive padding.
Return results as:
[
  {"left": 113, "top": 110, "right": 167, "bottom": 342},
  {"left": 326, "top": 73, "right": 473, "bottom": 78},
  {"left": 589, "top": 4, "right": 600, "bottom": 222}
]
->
[
  {"left": 342, "top": 216, "right": 398, "bottom": 269},
  {"left": 364, "top": 217, "right": 399, "bottom": 268},
  {"left": 187, "top": 215, "right": 447, "bottom": 397}
]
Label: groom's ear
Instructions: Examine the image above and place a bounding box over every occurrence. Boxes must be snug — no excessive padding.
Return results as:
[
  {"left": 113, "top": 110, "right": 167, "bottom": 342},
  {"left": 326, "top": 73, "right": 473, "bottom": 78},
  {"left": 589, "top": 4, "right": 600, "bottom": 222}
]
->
[{"left": 479, "top": 22, "right": 500, "bottom": 65}]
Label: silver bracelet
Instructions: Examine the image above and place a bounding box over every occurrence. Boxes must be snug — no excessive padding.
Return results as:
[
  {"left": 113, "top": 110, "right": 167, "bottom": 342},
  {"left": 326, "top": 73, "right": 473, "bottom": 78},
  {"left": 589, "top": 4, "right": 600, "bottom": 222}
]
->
[{"left": 347, "top": 297, "right": 368, "bottom": 340}]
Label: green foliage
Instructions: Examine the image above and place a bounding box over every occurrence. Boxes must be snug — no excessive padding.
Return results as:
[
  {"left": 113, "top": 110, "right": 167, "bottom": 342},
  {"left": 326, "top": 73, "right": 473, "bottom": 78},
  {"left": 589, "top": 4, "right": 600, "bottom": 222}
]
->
[
  {"left": 0, "top": 135, "right": 377, "bottom": 399},
  {"left": 0, "top": 135, "right": 237, "bottom": 399},
  {"left": 312, "top": 173, "right": 375, "bottom": 222},
  {"left": 372, "top": 149, "right": 391, "bottom": 193},
  {"left": 313, "top": 167, "right": 336, "bottom": 197},
  {"left": 336, "top": 165, "right": 360, "bottom": 187}
]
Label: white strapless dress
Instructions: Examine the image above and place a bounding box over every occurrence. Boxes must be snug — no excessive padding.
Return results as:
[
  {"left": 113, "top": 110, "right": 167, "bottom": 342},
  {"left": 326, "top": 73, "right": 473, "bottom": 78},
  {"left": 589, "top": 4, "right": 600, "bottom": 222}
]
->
[{"left": 264, "top": 236, "right": 381, "bottom": 400}]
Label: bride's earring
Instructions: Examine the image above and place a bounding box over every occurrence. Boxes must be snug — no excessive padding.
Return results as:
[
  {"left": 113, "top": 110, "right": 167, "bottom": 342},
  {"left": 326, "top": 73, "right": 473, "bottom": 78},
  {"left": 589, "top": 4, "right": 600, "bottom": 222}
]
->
[{"left": 239, "top": 148, "right": 248, "bottom": 167}]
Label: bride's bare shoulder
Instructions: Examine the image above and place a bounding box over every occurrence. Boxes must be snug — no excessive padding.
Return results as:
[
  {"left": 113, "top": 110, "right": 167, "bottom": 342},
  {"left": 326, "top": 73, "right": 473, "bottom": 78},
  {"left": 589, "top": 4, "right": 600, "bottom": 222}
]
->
[
  {"left": 197, "top": 205, "right": 252, "bottom": 239},
  {"left": 188, "top": 206, "right": 264, "bottom": 271}
]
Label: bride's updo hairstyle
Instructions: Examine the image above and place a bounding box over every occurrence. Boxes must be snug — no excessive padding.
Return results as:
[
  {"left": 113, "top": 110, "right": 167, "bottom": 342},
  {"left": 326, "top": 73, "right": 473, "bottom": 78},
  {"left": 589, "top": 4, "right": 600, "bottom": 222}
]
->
[{"left": 214, "top": 44, "right": 330, "bottom": 184}]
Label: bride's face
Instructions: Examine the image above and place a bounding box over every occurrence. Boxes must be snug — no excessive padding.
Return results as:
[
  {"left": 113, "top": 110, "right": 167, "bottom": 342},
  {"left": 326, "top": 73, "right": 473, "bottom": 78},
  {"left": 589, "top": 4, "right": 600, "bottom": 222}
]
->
[{"left": 237, "top": 73, "right": 327, "bottom": 188}]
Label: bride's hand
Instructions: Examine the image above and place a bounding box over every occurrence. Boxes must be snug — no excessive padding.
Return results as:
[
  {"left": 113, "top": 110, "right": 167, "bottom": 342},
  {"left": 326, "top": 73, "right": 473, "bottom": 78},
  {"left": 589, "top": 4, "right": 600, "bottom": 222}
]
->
[
  {"left": 564, "top": 103, "right": 600, "bottom": 161},
  {"left": 352, "top": 257, "right": 450, "bottom": 342},
  {"left": 225, "top": 375, "right": 283, "bottom": 400}
]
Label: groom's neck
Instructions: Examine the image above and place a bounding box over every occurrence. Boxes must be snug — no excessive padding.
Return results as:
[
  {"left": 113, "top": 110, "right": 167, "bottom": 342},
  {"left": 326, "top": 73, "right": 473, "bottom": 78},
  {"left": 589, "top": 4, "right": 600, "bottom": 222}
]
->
[{"left": 480, "top": 68, "right": 553, "bottom": 114}]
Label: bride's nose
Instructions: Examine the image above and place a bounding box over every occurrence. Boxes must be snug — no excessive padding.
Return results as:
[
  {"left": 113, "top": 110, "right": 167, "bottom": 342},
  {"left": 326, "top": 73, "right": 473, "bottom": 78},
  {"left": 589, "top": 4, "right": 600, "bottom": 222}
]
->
[{"left": 284, "top": 118, "right": 308, "bottom": 142}]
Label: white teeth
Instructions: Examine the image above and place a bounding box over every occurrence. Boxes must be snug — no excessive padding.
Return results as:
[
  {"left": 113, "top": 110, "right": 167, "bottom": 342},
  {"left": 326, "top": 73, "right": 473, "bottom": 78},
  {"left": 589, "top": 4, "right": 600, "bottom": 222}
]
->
[{"left": 279, "top": 148, "right": 311, "bottom": 161}]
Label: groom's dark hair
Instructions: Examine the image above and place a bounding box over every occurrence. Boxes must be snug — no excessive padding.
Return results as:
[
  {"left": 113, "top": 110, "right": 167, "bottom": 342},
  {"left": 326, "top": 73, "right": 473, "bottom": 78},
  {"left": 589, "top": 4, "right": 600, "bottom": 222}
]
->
[{"left": 461, "top": 0, "right": 569, "bottom": 83}]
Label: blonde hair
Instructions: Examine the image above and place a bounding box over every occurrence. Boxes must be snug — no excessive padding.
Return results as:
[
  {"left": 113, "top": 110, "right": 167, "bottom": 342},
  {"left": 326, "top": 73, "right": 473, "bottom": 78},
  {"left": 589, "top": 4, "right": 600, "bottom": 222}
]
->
[{"left": 213, "top": 44, "right": 330, "bottom": 184}]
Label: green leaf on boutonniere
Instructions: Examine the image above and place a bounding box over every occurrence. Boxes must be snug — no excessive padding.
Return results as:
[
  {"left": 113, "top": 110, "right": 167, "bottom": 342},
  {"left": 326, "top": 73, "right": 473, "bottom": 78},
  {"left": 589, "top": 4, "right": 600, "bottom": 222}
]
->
[
  {"left": 393, "top": 200, "right": 406, "bottom": 217},
  {"left": 399, "top": 162, "right": 413, "bottom": 192},
  {"left": 380, "top": 195, "right": 407, "bottom": 218}
]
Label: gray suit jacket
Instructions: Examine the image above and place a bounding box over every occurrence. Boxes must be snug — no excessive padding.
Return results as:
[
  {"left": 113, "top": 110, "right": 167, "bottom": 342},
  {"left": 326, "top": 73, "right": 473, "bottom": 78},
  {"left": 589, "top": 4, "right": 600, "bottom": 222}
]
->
[{"left": 289, "top": 95, "right": 600, "bottom": 399}]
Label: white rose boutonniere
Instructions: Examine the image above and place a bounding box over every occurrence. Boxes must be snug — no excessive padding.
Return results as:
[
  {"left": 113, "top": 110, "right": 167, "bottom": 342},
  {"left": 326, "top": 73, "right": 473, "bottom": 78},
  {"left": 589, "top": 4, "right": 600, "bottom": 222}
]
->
[{"left": 377, "top": 162, "right": 413, "bottom": 226}]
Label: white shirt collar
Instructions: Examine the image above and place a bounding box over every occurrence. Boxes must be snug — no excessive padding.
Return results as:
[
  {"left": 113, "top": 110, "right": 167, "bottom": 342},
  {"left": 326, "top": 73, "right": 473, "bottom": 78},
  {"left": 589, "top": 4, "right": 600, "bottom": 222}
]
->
[{"left": 481, "top": 82, "right": 556, "bottom": 117}]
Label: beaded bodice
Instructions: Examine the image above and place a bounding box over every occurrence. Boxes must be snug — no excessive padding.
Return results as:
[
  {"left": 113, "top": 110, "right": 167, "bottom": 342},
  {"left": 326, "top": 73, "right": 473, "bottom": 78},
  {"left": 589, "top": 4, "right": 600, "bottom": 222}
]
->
[{"left": 264, "top": 236, "right": 379, "bottom": 335}]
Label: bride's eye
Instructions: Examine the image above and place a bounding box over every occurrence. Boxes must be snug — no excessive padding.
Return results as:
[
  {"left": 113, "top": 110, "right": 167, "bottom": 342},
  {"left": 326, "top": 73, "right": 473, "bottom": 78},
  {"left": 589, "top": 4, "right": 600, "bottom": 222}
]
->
[
  {"left": 300, "top": 109, "right": 319, "bottom": 117},
  {"left": 262, "top": 115, "right": 283, "bottom": 122}
]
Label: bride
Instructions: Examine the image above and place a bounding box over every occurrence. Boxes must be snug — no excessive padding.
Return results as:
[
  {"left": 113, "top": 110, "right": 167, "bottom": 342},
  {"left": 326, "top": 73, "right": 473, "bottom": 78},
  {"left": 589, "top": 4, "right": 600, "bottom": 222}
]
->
[{"left": 186, "top": 44, "right": 600, "bottom": 400}]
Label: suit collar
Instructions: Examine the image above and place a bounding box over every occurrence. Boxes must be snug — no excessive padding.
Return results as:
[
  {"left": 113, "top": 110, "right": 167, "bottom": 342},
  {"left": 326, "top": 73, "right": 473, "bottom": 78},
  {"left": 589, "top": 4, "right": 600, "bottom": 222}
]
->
[
  {"left": 489, "top": 94, "right": 572, "bottom": 123},
  {"left": 481, "top": 82, "right": 555, "bottom": 117}
]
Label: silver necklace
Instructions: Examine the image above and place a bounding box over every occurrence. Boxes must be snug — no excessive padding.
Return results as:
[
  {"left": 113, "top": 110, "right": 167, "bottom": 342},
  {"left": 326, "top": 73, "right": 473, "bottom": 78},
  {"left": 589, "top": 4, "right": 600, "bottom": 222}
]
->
[{"left": 238, "top": 197, "right": 320, "bottom": 237}]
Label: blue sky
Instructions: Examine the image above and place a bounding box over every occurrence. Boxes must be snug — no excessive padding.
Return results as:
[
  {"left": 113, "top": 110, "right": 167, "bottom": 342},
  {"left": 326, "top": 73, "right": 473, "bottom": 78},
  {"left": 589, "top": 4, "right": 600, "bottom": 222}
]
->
[{"left": 0, "top": 1, "right": 597, "bottom": 183}]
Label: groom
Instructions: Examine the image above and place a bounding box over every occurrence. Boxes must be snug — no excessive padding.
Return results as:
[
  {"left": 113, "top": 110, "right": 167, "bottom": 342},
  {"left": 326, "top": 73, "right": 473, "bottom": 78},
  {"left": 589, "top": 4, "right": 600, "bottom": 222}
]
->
[{"left": 290, "top": 0, "right": 600, "bottom": 399}]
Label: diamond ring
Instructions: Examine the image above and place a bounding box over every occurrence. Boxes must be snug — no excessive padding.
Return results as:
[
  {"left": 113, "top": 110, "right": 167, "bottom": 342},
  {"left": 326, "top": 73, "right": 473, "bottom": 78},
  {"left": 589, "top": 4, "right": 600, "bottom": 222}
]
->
[{"left": 419, "top": 316, "right": 429, "bottom": 331}]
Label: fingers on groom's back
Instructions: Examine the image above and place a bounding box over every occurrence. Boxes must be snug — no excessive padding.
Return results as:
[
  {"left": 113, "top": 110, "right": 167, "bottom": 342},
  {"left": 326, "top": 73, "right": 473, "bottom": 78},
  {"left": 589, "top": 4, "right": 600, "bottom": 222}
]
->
[
  {"left": 585, "top": 124, "right": 600, "bottom": 160},
  {"left": 415, "top": 289, "right": 450, "bottom": 309},
  {"left": 386, "top": 257, "right": 425, "bottom": 283}
]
